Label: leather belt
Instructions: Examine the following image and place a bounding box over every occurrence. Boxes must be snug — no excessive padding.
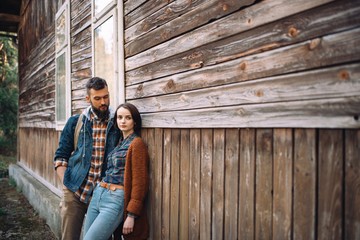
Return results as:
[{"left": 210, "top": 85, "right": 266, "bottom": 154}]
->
[{"left": 99, "top": 181, "right": 124, "bottom": 191}]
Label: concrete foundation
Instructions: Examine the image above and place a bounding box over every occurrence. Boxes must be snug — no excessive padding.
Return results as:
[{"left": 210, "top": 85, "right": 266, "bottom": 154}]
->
[{"left": 9, "top": 164, "right": 61, "bottom": 239}]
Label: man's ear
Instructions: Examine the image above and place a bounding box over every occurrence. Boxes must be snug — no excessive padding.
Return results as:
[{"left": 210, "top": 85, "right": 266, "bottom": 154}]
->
[{"left": 86, "top": 95, "right": 90, "bottom": 103}]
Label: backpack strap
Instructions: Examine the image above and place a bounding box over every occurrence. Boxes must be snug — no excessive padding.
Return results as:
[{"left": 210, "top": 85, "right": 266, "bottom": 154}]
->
[{"left": 74, "top": 114, "right": 84, "bottom": 150}]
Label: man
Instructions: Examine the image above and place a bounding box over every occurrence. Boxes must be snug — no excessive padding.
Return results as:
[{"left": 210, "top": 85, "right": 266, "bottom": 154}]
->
[{"left": 54, "top": 77, "right": 120, "bottom": 240}]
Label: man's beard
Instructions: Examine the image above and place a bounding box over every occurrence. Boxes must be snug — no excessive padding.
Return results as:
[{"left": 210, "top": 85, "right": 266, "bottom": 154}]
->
[{"left": 91, "top": 104, "right": 109, "bottom": 120}]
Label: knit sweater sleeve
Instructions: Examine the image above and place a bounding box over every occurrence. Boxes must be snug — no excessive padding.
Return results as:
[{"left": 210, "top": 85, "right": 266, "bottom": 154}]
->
[{"left": 125, "top": 138, "right": 149, "bottom": 216}]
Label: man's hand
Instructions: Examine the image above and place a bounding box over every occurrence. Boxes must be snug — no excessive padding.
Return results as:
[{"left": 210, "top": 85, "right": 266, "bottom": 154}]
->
[{"left": 55, "top": 166, "right": 66, "bottom": 187}]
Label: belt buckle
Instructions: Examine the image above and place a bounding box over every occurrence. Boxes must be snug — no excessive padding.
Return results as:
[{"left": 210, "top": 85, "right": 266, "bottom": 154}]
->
[{"left": 107, "top": 183, "right": 111, "bottom": 190}]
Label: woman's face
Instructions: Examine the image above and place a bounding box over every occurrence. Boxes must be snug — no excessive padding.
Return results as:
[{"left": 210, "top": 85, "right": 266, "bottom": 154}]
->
[{"left": 116, "top": 107, "right": 135, "bottom": 136}]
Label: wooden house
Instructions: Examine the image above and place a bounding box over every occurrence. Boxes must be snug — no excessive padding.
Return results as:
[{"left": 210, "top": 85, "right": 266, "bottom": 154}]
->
[{"left": 1, "top": 0, "right": 360, "bottom": 239}]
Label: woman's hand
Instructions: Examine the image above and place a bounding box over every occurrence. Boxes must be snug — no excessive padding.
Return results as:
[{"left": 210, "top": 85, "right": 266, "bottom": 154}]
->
[{"left": 122, "top": 216, "right": 135, "bottom": 235}]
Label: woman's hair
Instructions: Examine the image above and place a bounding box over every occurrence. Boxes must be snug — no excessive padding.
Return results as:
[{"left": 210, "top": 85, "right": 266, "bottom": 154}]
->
[{"left": 113, "top": 102, "right": 142, "bottom": 136}]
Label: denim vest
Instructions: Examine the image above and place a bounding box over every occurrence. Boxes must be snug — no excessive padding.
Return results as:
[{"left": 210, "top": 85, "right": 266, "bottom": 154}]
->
[{"left": 54, "top": 107, "right": 120, "bottom": 192}]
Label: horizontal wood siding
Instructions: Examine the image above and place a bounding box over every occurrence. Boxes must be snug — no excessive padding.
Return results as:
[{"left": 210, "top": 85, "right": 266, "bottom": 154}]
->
[
  {"left": 125, "top": 0, "right": 360, "bottom": 128},
  {"left": 141, "top": 128, "right": 360, "bottom": 239},
  {"left": 17, "top": 1, "right": 65, "bottom": 128},
  {"left": 70, "top": 0, "right": 92, "bottom": 113},
  {"left": 18, "top": 0, "right": 91, "bottom": 129}
]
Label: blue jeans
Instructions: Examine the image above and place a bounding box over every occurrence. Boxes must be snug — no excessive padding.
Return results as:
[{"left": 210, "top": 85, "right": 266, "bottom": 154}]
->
[{"left": 83, "top": 184, "right": 124, "bottom": 240}]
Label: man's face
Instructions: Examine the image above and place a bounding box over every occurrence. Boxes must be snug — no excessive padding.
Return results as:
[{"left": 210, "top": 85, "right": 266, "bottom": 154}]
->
[{"left": 86, "top": 87, "right": 110, "bottom": 117}]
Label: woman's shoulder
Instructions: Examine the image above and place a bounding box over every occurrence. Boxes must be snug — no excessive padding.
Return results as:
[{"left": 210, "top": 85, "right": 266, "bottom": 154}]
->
[{"left": 131, "top": 136, "right": 147, "bottom": 147}]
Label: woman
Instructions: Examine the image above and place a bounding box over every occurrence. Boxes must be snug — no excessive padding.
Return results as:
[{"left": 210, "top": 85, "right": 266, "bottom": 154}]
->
[{"left": 83, "top": 103, "right": 149, "bottom": 240}]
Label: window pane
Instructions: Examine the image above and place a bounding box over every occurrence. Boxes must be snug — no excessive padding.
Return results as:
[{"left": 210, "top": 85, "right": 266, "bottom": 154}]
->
[
  {"left": 94, "top": 16, "right": 116, "bottom": 107},
  {"left": 56, "top": 10, "right": 66, "bottom": 52},
  {"left": 94, "top": 0, "right": 113, "bottom": 15},
  {"left": 56, "top": 53, "right": 66, "bottom": 122}
]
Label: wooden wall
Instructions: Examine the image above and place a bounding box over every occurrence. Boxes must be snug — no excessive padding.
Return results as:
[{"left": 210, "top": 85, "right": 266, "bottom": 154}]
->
[
  {"left": 141, "top": 128, "right": 360, "bottom": 239},
  {"left": 17, "top": 0, "right": 60, "bottom": 128},
  {"left": 125, "top": 0, "right": 360, "bottom": 129},
  {"left": 16, "top": 0, "right": 360, "bottom": 239}
]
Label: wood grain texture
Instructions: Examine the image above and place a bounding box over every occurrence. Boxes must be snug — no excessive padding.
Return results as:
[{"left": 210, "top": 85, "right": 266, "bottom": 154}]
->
[
  {"left": 170, "top": 129, "right": 180, "bottom": 240},
  {"left": 293, "top": 129, "right": 316, "bottom": 240},
  {"left": 200, "top": 129, "right": 212, "bottom": 240},
  {"left": 344, "top": 129, "right": 360, "bottom": 240},
  {"left": 224, "top": 129, "right": 239, "bottom": 239},
  {"left": 125, "top": 0, "right": 335, "bottom": 70},
  {"left": 126, "top": 0, "right": 360, "bottom": 85},
  {"left": 140, "top": 97, "right": 360, "bottom": 129},
  {"left": 255, "top": 129, "right": 273, "bottom": 240},
  {"left": 189, "top": 129, "right": 201, "bottom": 240},
  {"left": 212, "top": 129, "right": 225, "bottom": 240},
  {"left": 273, "top": 129, "right": 293, "bottom": 240},
  {"left": 238, "top": 128, "right": 256, "bottom": 239},
  {"left": 179, "top": 129, "right": 190, "bottom": 240},
  {"left": 318, "top": 130, "right": 343, "bottom": 240}
]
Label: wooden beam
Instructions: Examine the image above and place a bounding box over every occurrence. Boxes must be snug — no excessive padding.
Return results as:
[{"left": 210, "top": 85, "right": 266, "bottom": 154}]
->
[{"left": 141, "top": 97, "right": 360, "bottom": 128}]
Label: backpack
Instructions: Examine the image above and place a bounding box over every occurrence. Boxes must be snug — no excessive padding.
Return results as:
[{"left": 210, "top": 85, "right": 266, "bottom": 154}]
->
[{"left": 74, "top": 114, "right": 84, "bottom": 149}]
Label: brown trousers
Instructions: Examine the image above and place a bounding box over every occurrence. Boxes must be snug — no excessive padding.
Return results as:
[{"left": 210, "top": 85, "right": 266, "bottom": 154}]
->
[{"left": 60, "top": 188, "right": 88, "bottom": 240}]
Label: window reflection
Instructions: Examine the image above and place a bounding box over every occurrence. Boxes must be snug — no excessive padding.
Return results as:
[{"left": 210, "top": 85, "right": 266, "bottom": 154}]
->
[
  {"left": 94, "top": 0, "right": 113, "bottom": 15},
  {"left": 56, "top": 52, "right": 66, "bottom": 122},
  {"left": 56, "top": 10, "right": 66, "bottom": 52},
  {"left": 94, "top": 16, "right": 116, "bottom": 107}
]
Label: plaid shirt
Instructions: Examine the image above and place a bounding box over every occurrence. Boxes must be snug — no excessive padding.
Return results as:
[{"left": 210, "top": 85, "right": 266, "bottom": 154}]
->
[
  {"left": 102, "top": 133, "right": 137, "bottom": 185},
  {"left": 74, "top": 110, "right": 108, "bottom": 202}
]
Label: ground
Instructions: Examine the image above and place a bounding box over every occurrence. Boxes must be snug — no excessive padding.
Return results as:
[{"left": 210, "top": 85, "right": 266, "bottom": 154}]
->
[
  {"left": 0, "top": 178, "right": 57, "bottom": 240},
  {"left": 0, "top": 155, "right": 56, "bottom": 240}
]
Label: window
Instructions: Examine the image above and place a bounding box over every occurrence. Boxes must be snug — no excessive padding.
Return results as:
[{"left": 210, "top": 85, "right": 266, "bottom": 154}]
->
[
  {"left": 92, "top": 0, "right": 125, "bottom": 109},
  {"left": 55, "top": 1, "right": 71, "bottom": 130}
]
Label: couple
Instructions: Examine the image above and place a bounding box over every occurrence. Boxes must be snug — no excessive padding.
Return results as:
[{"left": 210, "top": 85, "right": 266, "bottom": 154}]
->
[{"left": 54, "top": 77, "right": 149, "bottom": 240}]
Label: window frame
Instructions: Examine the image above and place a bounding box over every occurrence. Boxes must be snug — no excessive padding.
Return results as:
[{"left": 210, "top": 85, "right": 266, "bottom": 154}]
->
[
  {"left": 91, "top": 0, "right": 125, "bottom": 108},
  {"left": 55, "top": 1, "right": 71, "bottom": 130}
]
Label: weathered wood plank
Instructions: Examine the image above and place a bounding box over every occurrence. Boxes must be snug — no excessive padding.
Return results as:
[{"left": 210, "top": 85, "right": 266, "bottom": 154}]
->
[
  {"left": 152, "top": 128, "right": 163, "bottom": 240},
  {"left": 71, "top": 68, "right": 92, "bottom": 83},
  {"left": 318, "top": 130, "right": 343, "bottom": 240},
  {"left": 70, "top": 0, "right": 90, "bottom": 33},
  {"left": 224, "top": 129, "right": 239, "bottom": 239},
  {"left": 127, "top": 28, "right": 360, "bottom": 99},
  {"left": 189, "top": 129, "right": 201, "bottom": 240},
  {"left": 125, "top": 0, "right": 255, "bottom": 56},
  {"left": 200, "top": 129, "right": 212, "bottom": 240},
  {"left": 161, "top": 129, "right": 171, "bottom": 239},
  {"left": 212, "top": 129, "right": 225, "bottom": 240},
  {"left": 126, "top": 0, "right": 360, "bottom": 85},
  {"left": 142, "top": 129, "right": 154, "bottom": 239},
  {"left": 179, "top": 129, "right": 190, "bottom": 240},
  {"left": 125, "top": 0, "right": 335, "bottom": 70},
  {"left": 125, "top": 0, "right": 209, "bottom": 44},
  {"left": 344, "top": 129, "right": 360, "bottom": 240},
  {"left": 71, "top": 27, "right": 91, "bottom": 52},
  {"left": 293, "top": 129, "right": 316, "bottom": 240},
  {"left": 124, "top": 0, "right": 147, "bottom": 16},
  {"left": 239, "top": 128, "right": 256, "bottom": 239},
  {"left": 129, "top": 64, "right": 360, "bottom": 112},
  {"left": 125, "top": 0, "right": 174, "bottom": 28},
  {"left": 273, "top": 129, "right": 293, "bottom": 239},
  {"left": 255, "top": 129, "right": 273, "bottom": 240},
  {"left": 170, "top": 129, "right": 180, "bottom": 240},
  {"left": 140, "top": 97, "right": 360, "bottom": 129}
]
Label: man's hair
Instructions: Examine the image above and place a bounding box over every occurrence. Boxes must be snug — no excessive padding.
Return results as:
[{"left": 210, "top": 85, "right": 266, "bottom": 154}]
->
[{"left": 86, "top": 77, "right": 108, "bottom": 95}]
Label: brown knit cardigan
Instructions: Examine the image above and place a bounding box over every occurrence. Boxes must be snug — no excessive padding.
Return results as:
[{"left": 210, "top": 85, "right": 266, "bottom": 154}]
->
[{"left": 123, "top": 137, "right": 149, "bottom": 240}]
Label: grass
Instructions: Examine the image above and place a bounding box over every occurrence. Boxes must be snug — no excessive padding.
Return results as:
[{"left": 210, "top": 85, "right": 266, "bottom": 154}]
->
[
  {"left": 0, "top": 154, "right": 16, "bottom": 170},
  {"left": 0, "top": 154, "right": 16, "bottom": 178}
]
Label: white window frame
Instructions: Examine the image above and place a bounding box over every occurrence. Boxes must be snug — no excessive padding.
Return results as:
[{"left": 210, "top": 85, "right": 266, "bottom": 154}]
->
[
  {"left": 55, "top": 1, "right": 71, "bottom": 130},
  {"left": 91, "top": 0, "right": 125, "bottom": 108}
]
